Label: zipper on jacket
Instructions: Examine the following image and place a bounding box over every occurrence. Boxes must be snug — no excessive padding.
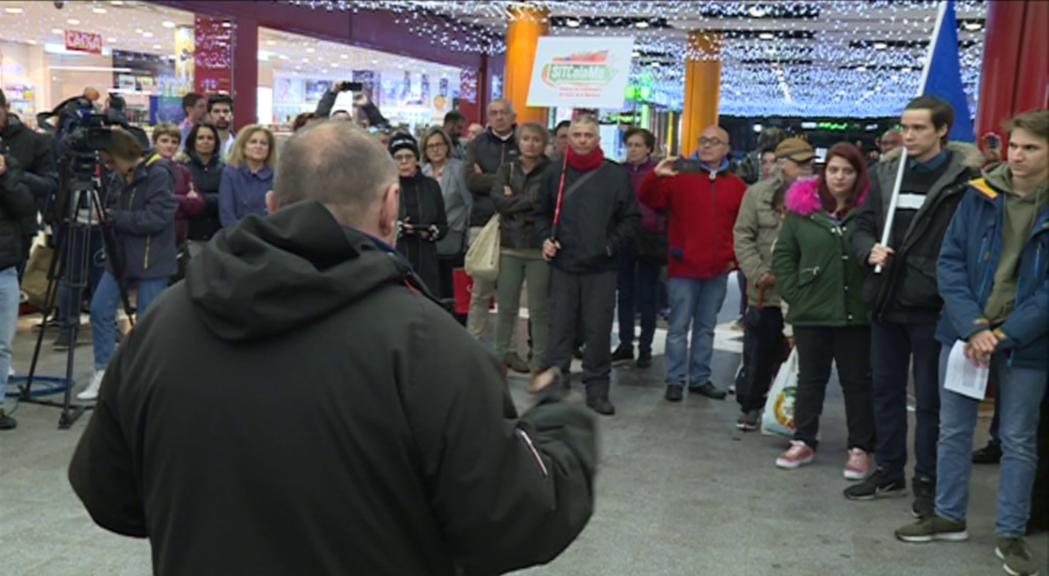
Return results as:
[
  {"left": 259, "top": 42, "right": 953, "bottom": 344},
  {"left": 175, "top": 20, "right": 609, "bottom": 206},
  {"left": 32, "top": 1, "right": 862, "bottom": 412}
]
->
[{"left": 144, "top": 236, "right": 151, "bottom": 271}]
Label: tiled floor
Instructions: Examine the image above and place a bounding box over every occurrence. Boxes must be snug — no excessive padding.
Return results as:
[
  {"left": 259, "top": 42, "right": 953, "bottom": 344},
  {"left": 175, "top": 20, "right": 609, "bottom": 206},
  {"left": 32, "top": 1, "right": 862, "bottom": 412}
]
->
[{"left": 1, "top": 278, "right": 1045, "bottom": 576}]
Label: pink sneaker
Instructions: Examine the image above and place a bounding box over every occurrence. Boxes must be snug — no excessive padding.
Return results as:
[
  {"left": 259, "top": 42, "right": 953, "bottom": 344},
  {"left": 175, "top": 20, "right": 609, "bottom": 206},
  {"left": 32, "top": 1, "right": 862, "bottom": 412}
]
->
[
  {"left": 776, "top": 440, "right": 815, "bottom": 469},
  {"left": 844, "top": 448, "right": 870, "bottom": 480}
]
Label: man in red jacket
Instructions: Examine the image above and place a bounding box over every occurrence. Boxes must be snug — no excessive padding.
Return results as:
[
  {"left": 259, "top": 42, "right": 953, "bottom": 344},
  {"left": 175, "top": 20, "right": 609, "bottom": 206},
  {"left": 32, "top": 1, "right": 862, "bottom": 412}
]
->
[{"left": 640, "top": 125, "right": 747, "bottom": 402}]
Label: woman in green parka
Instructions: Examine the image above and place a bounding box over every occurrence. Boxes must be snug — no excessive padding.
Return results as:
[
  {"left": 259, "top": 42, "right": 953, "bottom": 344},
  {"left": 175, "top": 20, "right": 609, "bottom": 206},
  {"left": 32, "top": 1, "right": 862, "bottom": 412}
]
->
[{"left": 772, "top": 143, "right": 876, "bottom": 479}]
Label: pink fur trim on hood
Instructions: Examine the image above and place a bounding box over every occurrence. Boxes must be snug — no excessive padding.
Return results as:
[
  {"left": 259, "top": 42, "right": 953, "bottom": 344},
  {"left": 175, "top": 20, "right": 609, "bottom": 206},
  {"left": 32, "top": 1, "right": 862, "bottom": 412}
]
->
[{"left": 785, "top": 177, "right": 869, "bottom": 216}]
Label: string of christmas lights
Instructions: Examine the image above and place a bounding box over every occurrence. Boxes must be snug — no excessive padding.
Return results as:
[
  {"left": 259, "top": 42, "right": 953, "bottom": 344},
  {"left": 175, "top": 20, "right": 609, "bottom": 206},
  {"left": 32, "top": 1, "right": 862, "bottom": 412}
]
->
[{"left": 289, "top": 0, "right": 987, "bottom": 117}]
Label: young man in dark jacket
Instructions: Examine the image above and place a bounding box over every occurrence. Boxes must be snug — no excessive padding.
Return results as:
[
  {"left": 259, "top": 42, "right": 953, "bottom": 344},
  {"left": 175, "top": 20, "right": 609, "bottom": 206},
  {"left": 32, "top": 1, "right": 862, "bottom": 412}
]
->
[
  {"left": 77, "top": 131, "right": 177, "bottom": 401},
  {"left": 535, "top": 115, "right": 640, "bottom": 415},
  {"left": 68, "top": 122, "right": 598, "bottom": 576},
  {"left": 639, "top": 125, "right": 747, "bottom": 403},
  {"left": 895, "top": 108, "right": 1048, "bottom": 576},
  {"left": 846, "top": 96, "right": 983, "bottom": 517},
  {"left": 0, "top": 136, "right": 39, "bottom": 430},
  {"left": 463, "top": 99, "right": 523, "bottom": 363},
  {"left": 0, "top": 89, "right": 58, "bottom": 261}
]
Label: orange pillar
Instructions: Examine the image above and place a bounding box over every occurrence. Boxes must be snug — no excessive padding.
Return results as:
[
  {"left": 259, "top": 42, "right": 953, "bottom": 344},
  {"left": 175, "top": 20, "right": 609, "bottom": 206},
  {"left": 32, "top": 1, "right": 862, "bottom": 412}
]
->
[
  {"left": 503, "top": 7, "right": 549, "bottom": 126},
  {"left": 681, "top": 31, "right": 722, "bottom": 156}
]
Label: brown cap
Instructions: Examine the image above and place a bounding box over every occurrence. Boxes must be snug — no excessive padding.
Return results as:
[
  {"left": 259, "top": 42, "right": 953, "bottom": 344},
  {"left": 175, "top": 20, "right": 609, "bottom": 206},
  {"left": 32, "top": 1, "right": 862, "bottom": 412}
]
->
[{"left": 775, "top": 137, "right": 815, "bottom": 162}]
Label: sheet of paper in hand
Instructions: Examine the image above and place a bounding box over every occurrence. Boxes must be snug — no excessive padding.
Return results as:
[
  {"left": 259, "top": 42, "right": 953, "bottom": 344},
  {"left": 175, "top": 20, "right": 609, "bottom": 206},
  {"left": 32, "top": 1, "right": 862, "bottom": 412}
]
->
[{"left": 944, "top": 340, "right": 990, "bottom": 401}]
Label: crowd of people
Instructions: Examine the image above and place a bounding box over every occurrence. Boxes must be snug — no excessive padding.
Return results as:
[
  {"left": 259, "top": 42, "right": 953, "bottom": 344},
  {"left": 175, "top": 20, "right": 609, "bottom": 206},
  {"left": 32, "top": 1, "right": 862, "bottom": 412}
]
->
[{"left": 0, "top": 82, "right": 1045, "bottom": 576}]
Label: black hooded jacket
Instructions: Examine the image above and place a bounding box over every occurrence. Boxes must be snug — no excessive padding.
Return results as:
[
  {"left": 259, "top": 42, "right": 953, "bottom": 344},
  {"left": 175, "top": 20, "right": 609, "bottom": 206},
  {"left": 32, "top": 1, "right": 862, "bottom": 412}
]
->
[
  {"left": 0, "top": 114, "right": 57, "bottom": 227},
  {"left": 68, "top": 201, "right": 598, "bottom": 576}
]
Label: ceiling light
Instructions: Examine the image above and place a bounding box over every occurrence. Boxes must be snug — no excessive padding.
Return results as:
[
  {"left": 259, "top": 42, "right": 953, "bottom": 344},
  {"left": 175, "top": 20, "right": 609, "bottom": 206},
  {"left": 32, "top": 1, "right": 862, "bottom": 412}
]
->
[
  {"left": 221, "top": 22, "right": 232, "bottom": 28},
  {"left": 110, "top": 1, "right": 125, "bottom": 5},
  {"left": 302, "top": 58, "right": 310, "bottom": 63},
  {"left": 565, "top": 19, "right": 580, "bottom": 28},
  {"left": 27, "top": 40, "right": 37, "bottom": 45},
  {"left": 634, "top": 21, "right": 649, "bottom": 29},
  {"left": 759, "top": 32, "right": 775, "bottom": 40},
  {"left": 371, "top": 59, "right": 378, "bottom": 64},
  {"left": 142, "top": 31, "right": 154, "bottom": 38},
  {"left": 873, "top": 42, "right": 888, "bottom": 50},
  {"left": 340, "top": 53, "right": 349, "bottom": 59},
  {"left": 152, "top": 44, "right": 162, "bottom": 50},
  {"left": 135, "top": 28, "right": 143, "bottom": 34},
  {"left": 266, "top": 40, "right": 276, "bottom": 46},
  {"left": 52, "top": 28, "right": 63, "bottom": 35},
  {"left": 92, "top": 8, "right": 107, "bottom": 14},
  {"left": 306, "top": 47, "right": 315, "bottom": 53},
  {"left": 278, "top": 54, "right": 288, "bottom": 60},
  {"left": 963, "top": 21, "right": 983, "bottom": 31},
  {"left": 749, "top": 7, "right": 767, "bottom": 18},
  {"left": 162, "top": 21, "right": 176, "bottom": 29},
  {"left": 855, "top": 66, "right": 867, "bottom": 72},
  {"left": 109, "top": 37, "right": 117, "bottom": 43},
  {"left": 67, "top": 19, "right": 81, "bottom": 25},
  {"left": 4, "top": 7, "right": 23, "bottom": 14}
]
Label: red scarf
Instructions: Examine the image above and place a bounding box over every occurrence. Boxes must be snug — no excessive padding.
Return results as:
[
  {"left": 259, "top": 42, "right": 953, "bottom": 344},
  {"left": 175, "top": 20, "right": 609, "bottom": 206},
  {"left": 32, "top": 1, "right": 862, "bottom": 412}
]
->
[{"left": 566, "top": 146, "right": 605, "bottom": 172}]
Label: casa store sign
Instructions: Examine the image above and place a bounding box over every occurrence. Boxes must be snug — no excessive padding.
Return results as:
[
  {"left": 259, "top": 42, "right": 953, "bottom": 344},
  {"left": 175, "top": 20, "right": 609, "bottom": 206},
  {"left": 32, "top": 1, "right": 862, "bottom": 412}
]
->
[{"left": 65, "top": 30, "right": 103, "bottom": 55}]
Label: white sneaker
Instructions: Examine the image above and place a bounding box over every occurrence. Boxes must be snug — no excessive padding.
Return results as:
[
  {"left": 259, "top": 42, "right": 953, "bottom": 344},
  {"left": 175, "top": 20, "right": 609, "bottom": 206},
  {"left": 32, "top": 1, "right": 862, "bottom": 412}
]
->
[{"left": 76, "top": 371, "right": 105, "bottom": 401}]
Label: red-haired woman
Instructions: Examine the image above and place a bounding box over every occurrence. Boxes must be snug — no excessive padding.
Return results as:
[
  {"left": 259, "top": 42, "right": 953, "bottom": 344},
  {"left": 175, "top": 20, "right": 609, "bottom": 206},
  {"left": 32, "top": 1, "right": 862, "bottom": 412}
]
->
[{"left": 771, "top": 143, "right": 875, "bottom": 479}]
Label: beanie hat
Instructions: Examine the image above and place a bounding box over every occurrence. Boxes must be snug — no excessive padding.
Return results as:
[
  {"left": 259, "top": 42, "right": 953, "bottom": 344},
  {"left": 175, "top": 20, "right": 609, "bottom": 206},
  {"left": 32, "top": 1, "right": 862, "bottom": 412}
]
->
[{"left": 388, "top": 132, "right": 419, "bottom": 160}]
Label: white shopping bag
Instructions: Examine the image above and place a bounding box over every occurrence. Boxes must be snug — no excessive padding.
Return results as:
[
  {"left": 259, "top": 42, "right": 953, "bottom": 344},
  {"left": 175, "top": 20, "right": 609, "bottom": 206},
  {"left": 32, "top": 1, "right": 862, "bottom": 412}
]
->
[
  {"left": 761, "top": 347, "right": 799, "bottom": 438},
  {"left": 464, "top": 215, "right": 500, "bottom": 282}
]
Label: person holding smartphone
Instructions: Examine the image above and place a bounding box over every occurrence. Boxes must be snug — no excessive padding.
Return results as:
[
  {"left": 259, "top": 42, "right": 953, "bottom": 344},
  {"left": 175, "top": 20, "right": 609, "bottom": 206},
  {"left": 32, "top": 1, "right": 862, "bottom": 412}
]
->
[{"left": 390, "top": 133, "right": 447, "bottom": 294}]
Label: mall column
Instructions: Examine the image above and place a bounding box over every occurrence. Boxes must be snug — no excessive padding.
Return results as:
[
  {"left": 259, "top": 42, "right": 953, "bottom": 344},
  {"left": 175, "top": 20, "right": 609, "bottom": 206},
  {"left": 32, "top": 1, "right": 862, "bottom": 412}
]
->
[
  {"left": 232, "top": 16, "right": 259, "bottom": 129},
  {"left": 503, "top": 7, "right": 549, "bottom": 125},
  {"left": 680, "top": 32, "right": 722, "bottom": 156},
  {"left": 976, "top": 0, "right": 1049, "bottom": 140}
]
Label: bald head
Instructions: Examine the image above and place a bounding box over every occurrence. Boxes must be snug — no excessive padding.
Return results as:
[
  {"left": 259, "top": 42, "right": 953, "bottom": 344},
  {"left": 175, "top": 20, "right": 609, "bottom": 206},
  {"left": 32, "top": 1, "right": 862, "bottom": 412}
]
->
[
  {"left": 697, "top": 124, "right": 730, "bottom": 165},
  {"left": 274, "top": 121, "right": 398, "bottom": 228}
]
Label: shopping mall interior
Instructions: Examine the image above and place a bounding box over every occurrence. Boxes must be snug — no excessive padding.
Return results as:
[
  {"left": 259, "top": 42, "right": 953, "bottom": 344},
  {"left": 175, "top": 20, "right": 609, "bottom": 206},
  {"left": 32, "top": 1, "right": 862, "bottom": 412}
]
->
[{"left": 1, "top": 1, "right": 1047, "bottom": 575}]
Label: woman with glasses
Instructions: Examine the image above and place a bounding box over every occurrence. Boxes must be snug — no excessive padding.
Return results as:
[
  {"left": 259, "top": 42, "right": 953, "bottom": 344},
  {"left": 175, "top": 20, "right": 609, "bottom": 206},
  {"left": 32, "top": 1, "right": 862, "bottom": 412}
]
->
[
  {"left": 421, "top": 128, "right": 472, "bottom": 300},
  {"left": 390, "top": 133, "right": 447, "bottom": 294}
]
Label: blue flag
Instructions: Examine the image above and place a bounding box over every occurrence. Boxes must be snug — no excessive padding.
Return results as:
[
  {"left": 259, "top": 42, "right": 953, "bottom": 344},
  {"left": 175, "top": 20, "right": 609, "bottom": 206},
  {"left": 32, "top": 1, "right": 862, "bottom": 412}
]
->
[{"left": 922, "top": 0, "right": 975, "bottom": 142}]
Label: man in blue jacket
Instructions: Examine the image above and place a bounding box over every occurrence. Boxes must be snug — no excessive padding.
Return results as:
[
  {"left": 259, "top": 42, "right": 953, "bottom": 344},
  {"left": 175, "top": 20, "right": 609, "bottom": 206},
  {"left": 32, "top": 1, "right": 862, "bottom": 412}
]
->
[{"left": 895, "top": 109, "right": 1048, "bottom": 576}]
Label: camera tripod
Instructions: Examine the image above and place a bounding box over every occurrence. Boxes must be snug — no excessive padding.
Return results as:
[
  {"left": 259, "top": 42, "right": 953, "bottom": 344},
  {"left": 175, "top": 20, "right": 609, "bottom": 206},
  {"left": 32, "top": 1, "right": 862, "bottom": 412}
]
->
[{"left": 18, "top": 152, "right": 134, "bottom": 429}]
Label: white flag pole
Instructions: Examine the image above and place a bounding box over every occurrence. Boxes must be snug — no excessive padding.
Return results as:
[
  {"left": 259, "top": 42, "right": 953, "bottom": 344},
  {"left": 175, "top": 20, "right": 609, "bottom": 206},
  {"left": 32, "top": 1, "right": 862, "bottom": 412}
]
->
[{"left": 875, "top": 0, "right": 949, "bottom": 274}]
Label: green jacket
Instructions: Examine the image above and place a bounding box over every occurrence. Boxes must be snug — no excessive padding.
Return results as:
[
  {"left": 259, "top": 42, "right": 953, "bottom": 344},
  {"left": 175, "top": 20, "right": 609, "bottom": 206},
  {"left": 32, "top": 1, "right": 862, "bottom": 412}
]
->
[
  {"left": 773, "top": 178, "right": 871, "bottom": 327},
  {"left": 733, "top": 175, "right": 788, "bottom": 307}
]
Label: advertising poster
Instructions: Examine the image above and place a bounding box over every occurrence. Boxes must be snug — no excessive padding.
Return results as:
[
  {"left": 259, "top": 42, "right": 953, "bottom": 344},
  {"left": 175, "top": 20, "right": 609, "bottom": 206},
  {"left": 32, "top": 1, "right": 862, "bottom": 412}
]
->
[
  {"left": 194, "top": 16, "right": 233, "bottom": 95},
  {"left": 174, "top": 25, "right": 195, "bottom": 92},
  {"left": 526, "top": 36, "right": 635, "bottom": 109}
]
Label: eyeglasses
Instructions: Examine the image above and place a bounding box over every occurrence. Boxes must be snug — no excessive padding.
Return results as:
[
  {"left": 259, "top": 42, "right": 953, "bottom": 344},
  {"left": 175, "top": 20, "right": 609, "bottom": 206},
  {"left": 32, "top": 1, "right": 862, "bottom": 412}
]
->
[
  {"left": 425, "top": 143, "right": 447, "bottom": 150},
  {"left": 393, "top": 154, "right": 416, "bottom": 163},
  {"left": 699, "top": 138, "right": 726, "bottom": 147}
]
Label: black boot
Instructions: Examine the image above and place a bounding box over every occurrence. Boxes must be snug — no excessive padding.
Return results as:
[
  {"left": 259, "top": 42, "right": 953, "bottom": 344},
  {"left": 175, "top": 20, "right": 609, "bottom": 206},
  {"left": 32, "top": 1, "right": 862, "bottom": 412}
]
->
[
  {"left": 972, "top": 440, "right": 1002, "bottom": 464},
  {"left": 586, "top": 383, "right": 616, "bottom": 416},
  {"left": 611, "top": 343, "right": 633, "bottom": 363}
]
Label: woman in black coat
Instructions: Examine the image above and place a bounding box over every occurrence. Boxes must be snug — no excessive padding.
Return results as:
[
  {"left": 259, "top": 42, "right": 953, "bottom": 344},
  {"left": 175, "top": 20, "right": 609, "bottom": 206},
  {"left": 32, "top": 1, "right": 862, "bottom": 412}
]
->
[
  {"left": 180, "top": 123, "right": 225, "bottom": 251},
  {"left": 389, "top": 133, "right": 447, "bottom": 294}
]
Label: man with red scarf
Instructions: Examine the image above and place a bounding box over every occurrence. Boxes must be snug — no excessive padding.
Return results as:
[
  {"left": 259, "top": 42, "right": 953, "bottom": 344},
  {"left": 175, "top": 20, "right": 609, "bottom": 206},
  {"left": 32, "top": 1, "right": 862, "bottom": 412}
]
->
[{"left": 535, "top": 116, "right": 640, "bottom": 415}]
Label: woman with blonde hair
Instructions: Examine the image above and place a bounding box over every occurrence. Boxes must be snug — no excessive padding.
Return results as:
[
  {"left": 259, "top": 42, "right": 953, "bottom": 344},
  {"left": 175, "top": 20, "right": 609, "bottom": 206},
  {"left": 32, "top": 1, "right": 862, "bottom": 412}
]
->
[{"left": 219, "top": 125, "right": 277, "bottom": 227}]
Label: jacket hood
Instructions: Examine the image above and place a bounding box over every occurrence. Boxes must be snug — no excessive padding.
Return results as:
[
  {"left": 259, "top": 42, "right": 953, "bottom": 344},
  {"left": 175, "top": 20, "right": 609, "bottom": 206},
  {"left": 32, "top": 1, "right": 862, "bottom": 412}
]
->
[
  {"left": 880, "top": 141, "right": 984, "bottom": 170},
  {"left": 785, "top": 177, "right": 869, "bottom": 216},
  {"left": 979, "top": 162, "right": 1049, "bottom": 201},
  {"left": 186, "top": 201, "right": 419, "bottom": 341}
]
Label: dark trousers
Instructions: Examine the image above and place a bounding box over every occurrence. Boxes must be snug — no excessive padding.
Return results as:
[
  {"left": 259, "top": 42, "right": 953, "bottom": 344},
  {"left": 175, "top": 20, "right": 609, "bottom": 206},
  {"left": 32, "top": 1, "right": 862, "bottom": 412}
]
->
[
  {"left": 737, "top": 306, "right": 785, "bottom": 413},
  {"left": 437, "top": 252, "right": 463, "bottom": 301},
  {"left": 547, "top": 267, "right": 616, "bottom": 396},
  {"left": 736, "top": 271, "right": 747, "bottom": 317},
  {"left": 872, "top": 320, "right": 941, "bottom": 480},
  {"left": 616, "top": 247, "right": 660, "bottom": 354},
  {"left": 793, "top": 326, "right": 875, "bottom": 451}
]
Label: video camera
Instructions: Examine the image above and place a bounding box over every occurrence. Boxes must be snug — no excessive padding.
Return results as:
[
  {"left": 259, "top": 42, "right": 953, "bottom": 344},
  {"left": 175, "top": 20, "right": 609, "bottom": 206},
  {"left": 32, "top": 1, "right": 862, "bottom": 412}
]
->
[{"left": 49, "top": 96, "right": 129, "bottom": 155}]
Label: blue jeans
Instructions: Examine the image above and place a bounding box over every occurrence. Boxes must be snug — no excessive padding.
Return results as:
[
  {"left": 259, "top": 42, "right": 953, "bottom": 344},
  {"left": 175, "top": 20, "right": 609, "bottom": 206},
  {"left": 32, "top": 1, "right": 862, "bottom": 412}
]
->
[
  {"left": 617, "top": 247, "right": 661, "bottom": 354},
  {"left": 935, "top": 347, "right": 1048, "bottom": 537},
  {"left": 90, "top": 272, "right": 168, "bottom": 372},
  {"left": 665, "top": 275, "right": 728, "bottom": 387},
  {"left": 0, "top": 267, "right": 19, "bottom": 390}
]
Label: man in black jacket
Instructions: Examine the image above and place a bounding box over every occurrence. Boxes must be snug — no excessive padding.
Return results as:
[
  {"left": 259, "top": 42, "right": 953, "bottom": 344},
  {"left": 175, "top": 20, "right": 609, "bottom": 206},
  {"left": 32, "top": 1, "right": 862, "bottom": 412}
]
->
[
  {"left": 0, "top": 89, "right": 58, "bottom": 262},
  {"left": 535, "top": 115, "right": 641, "bottom": 416},
  {"left": 0, "top": 123, "right": 39, "bottom": 430},
  {"left": 68, "top": 122, "right": 597, "bottom": 576},
  {"left": 845, "top": 96, "right": 982, "bottom": 517}
]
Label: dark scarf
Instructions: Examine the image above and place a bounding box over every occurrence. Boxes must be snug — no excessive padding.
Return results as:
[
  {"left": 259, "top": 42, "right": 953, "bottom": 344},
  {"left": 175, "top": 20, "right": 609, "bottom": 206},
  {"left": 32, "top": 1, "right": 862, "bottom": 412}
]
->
[{"left": 566, "top": 146, "right": 605, "bottom": 172}]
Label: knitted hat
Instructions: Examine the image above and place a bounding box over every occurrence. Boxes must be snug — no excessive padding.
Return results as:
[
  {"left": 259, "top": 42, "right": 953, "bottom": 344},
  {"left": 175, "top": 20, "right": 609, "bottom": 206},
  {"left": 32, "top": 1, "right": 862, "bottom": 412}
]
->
[
  {"left": 775, "top": 137, "right": 816, "bottom": 162},
  {"left": 388, "top": 132, "right": 419, "bottom": 160}
]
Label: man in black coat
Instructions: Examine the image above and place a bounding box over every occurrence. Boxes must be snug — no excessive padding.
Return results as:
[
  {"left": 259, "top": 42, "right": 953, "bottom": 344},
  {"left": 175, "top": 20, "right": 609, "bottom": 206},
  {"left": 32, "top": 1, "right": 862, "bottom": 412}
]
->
[
  {"left": 0, "top": 89, "right": 58, "bottom": 262},
  {"left": 68, "top": 122, "right": 598, "bottom": 576},
  {"left": 535, "top": 115, "right": 641, "bottom": 416}
]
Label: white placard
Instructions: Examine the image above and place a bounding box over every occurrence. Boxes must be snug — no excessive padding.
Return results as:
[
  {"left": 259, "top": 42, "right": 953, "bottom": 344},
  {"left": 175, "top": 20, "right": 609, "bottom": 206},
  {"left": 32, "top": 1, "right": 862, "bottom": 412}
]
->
[
  {"left": 526, "top": 36, "right": 634, "bottom": 109},
  {"left": 944, "top": 340, "right": 990, "bottom": 401}
]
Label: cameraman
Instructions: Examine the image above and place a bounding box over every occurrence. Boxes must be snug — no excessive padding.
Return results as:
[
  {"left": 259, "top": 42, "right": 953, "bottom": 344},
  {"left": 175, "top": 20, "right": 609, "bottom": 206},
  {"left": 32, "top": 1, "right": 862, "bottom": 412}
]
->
[
  {"left": 77, "top": 129, "right": 177, "bottom": 401},
  {"left": 0, "top": 128, "right": 38, "bottom": 430},
  {"left": 0, "top": 89, "right": 58, "bottom": 267}
]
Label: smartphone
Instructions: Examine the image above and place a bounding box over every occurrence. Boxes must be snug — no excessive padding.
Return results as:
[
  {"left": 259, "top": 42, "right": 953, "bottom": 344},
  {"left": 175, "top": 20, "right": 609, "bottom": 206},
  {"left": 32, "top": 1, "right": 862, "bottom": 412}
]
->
[
  {"left": 673, "top": 158, "right": 705, "bottom": 173},
  {"left": 338, "top": 81, "right": 364, "bottom": 92},
  {"left": 984, "top": 133, "right": 1000, "bottom": 150}
]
